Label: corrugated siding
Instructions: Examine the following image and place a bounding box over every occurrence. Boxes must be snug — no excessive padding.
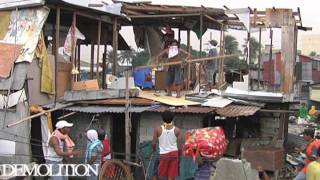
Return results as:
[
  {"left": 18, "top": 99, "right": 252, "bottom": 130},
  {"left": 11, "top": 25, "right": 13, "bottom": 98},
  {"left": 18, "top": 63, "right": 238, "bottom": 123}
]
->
[{"left": 216, "top": 105, "right": 260, "bottom": 117}]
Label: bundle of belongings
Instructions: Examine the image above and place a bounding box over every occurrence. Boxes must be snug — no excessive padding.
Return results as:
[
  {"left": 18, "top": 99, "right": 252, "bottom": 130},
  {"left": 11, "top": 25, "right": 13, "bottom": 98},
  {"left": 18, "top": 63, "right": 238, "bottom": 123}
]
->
[{"left": 183, "top": 127, "right": 228, "bottom": 159}]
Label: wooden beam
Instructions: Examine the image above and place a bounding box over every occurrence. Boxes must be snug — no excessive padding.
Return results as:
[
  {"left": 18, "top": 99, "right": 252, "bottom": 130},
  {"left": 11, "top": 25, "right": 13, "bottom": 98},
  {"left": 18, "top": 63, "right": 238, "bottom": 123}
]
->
[
  {"left": 112, "top": 17, "right": 118, "bottom": 75},
  {"left": 204, "top": 14, "right": 223, "bottom": 26},
  {"left": 297, "top": 7, "right": 302, "bottom": 27},
  {"left": 128, "top": 13, "right": 200, "bottom": 18},
  {"left": 96, "top": 20, "right": 101, "bottom": 81},
  {"left": 90, "top": 41, "right": 94, "bottom": 79},
  {"left": 54, "top": 7, "right": 60, "bottom": 104}
]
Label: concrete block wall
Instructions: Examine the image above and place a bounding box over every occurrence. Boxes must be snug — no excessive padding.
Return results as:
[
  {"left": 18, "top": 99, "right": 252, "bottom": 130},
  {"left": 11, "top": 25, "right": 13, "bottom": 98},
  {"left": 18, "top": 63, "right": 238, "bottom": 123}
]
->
[
  {"left": 259, "top": 112, "right": 281, "bottom": 138},
  {"left": 65, "top": 113, "right": 111, "bottom": 163},
  {"left": 139, "top": 112, "right": 204, "bottom": 143}
]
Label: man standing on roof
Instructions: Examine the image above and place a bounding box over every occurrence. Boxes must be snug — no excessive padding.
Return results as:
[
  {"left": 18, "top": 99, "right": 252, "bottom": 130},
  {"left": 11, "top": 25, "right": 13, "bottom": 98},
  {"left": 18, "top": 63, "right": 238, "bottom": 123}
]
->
[
  {"left": 46, "top": 120, "right": 81, "bottom": 180},
  {"left": 294, "top": 128, "right": 320, "bottom": 180},
  {"left": 152, "top": 110, "right": 182, "bottom": 180},
  {"left": 205, "top": 40, "right": 219, "bottom": 90},
  {"left": 157, "top": 40, "right": 191, "bottom": 98}
]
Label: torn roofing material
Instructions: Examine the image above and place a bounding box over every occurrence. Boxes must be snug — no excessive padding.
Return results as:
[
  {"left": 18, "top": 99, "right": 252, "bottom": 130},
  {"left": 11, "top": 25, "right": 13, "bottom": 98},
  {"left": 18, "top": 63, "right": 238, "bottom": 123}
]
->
[
  {"left": 147, "top": 105, "right": 215, "bottom": 114},
  {"left": 216, "top": 105, "right": 261, "bottom": 117}
]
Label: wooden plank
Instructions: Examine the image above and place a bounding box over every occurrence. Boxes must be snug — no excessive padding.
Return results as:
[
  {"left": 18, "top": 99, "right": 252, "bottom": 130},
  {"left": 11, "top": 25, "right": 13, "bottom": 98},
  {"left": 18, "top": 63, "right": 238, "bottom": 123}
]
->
[
  {"left": 281, "top": 24, "right": 296, "bottom": 101},
  {"left": 138, "top": 91, "right": 200, "bottom": 106},
  {"left": 266, "top": 9, "right": 294, "bottom": 27},
  {"left": 90, "top": 41, "right": 94, "bottom": 79}
]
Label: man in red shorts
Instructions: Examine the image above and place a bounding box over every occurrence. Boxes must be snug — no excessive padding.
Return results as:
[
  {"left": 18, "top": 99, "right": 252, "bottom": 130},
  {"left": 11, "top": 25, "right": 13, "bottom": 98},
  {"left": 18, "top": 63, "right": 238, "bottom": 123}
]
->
[{"left": 152, "top": 110, "right": 182, "bottom": 180}]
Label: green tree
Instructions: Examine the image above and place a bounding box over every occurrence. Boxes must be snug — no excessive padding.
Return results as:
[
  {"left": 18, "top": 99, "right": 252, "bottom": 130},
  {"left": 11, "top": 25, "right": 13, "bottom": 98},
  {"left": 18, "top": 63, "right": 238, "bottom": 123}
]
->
[
  {"left": 310, "top": 51, "right": 317, "bottom": 57},
  {"left": 223, "top": 35, "right": 246, "bottom": 70},
  {"left": 119, "top": 47, "right": 135, "bottom": 65},
  {"left": 249, "top": 37, "right": 260, "bottom": 63},
  {"left": 180, "top": 44, "right": 207, "bottom": 57},
  {"left": 131, "top": 49, "right": 150, "bottom": 67}
]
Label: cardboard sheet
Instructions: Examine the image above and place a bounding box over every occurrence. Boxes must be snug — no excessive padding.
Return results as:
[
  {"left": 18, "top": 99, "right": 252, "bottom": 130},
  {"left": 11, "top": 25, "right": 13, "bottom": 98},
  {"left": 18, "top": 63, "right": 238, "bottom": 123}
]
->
[
  {"left": 0, "top": 42, "right": 22, "bottom": 78},
  {"left": 138, "top": 91, "right": 200, "bottom": 106}
]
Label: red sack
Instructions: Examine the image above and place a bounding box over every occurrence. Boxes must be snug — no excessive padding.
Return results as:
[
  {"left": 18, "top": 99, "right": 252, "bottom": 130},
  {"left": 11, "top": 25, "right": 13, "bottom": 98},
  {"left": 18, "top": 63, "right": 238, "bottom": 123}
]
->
[{"left": 183, "top": 127, "right": 228, "bottom": 159}]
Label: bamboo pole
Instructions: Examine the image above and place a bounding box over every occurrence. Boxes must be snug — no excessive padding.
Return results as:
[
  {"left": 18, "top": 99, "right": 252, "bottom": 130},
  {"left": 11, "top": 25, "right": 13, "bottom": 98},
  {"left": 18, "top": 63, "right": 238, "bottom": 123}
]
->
[
  {"left": 71, "top": 12, "right": 76, "bottom": 82},
  {"left": 7, "top": 103, "right": 75, "bottom": 128},
  {"left": 136, "top": 54, "right": 240, "bottom": 69}
]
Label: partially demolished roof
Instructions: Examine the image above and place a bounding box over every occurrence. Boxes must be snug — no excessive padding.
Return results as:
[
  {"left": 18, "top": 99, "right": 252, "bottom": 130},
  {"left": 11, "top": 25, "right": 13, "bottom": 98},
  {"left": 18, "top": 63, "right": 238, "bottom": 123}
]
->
[{"left": 120, "top": 2, "right": 229, "bottom": 30}]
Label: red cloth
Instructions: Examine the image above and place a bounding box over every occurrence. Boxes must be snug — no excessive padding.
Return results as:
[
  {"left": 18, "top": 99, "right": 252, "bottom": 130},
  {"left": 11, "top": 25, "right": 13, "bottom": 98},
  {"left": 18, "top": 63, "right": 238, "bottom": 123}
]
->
[
  {"left": 303, "top": 139, "right": 320, "bottom": 173},
  {"left": 101, "top": 139, "right": 110, "bottom": 161},
  {"left": 159, "top": 151, "right": 179, "bottom": 178},
  {"left": 183, "top": 127, "right": 228, "bottom": 159}
]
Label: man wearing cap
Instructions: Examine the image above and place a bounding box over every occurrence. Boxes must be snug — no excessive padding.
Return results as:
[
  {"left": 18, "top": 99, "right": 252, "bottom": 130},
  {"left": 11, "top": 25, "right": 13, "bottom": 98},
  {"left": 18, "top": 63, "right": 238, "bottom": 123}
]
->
[
  {"left": 294, "top": 128, "right": 320, "bottom": 180},
  {"left": 46, "top": 120, "right": 80, "bottom": 180},
  {"left": 205, "top": 40, "right": 219, "bottom": 90}
]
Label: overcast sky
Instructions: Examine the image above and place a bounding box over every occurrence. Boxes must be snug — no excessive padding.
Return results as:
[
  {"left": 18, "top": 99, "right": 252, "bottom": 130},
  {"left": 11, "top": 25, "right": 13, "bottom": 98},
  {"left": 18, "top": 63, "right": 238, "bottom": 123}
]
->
[{"left": 119, "top": 0, "right": 317, "bottom": 52}]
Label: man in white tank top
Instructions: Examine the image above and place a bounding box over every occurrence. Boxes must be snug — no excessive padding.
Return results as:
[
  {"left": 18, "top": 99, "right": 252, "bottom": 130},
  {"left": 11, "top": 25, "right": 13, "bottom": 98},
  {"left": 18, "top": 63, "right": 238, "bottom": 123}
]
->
[
  {"left": 152, "top": 110, "right": 182, "bottom": 180},
  {"left": 47, "top": 120, "right": 81, "bottom": 180}
]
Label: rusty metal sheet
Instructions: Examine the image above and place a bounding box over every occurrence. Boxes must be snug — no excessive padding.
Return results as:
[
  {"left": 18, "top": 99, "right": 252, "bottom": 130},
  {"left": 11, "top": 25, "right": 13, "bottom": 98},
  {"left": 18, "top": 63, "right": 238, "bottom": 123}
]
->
[
  {"left": 0, "top": 42, "right": 22, "bottom": 78},
  {"left": 216, "top": 105, "right": 260, "bottom": 117},
  {"left": 80, "top": 98, "right": 155, "bottom": 106}
]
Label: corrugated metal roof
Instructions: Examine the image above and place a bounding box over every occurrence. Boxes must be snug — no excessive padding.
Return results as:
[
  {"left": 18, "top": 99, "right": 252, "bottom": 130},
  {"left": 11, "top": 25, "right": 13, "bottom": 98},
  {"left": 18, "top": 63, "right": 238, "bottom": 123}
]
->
[
  {"left": 147, "top": 105, "right": 215, "bottom": 114},
  {"left": 63, "top": 105, "right": 150, "bottom": 113},
  {"left": 216, "top": 105, "right": 260, "bottom": 117}
]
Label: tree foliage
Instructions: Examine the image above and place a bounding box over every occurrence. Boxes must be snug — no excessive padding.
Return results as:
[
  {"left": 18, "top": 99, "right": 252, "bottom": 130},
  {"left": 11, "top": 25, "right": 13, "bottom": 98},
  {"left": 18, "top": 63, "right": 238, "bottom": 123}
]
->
[
  {"left": 224, "top": 35, "right": 247, "bottom": 70},
  {"left": 310, "top": 51, "right": 317, "bottom": 57}
]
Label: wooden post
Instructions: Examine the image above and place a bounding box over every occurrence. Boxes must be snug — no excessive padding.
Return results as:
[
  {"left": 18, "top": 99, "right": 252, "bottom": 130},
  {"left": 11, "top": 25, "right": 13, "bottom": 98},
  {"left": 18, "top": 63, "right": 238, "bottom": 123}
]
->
[
  {"left": 54, "top": 7, "right": 60, "bottom": 104},
  {"left": 269, "top": 28, "right": 273, "bottom": 90},
  {"left": 90, "top": 41, "right": 94, "bottom": 79},
  {"left": 199, "top": 13, "right": 203, "bottom": 92},
  {"left": 112, "top": 17, "right": 118, "bottom": 75},
  {"left": 125, "top": 68, "right": 131, "bottom": 161},
  {"left": 187, "top": 30, "right": 191, "bottom": 54},
  {"left": 247, "top": 32, "right": 251, "bottom": 91},
  {"left": 281, "top": 25, "right": 296, "bottom": 100},
  {"left": 71, "top": 12, "right": 76, "bottom": 82},
  {"left": 96, "top": 20, "right": 101, "bottom": 81},
  {"left": 258, "top": 27, "right": 262, "bottom": 89},
  {"left": 102, "top": 44, "right": 107, "bottom": 89},
  {"left": 77, "top": 44, "right": 81, "bottom": 81},
  {"left": 187, "top": 30, "right": 191, "bottom": 90},
  {"left": 218, "top": 25, "right": 225, "bottom": 89},
  {"left": 178, "top": 28, "right": 181, "bottom": 44}
]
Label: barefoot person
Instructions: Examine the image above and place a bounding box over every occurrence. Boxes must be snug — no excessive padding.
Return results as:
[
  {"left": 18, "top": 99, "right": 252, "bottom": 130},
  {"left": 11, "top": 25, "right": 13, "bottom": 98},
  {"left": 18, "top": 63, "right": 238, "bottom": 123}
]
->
[
  {"left": 157, "top": 40, "right": 191, "bottom": 98},
  {"left": 152, "top": 110, "right": 182, "bottom": 180}
]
